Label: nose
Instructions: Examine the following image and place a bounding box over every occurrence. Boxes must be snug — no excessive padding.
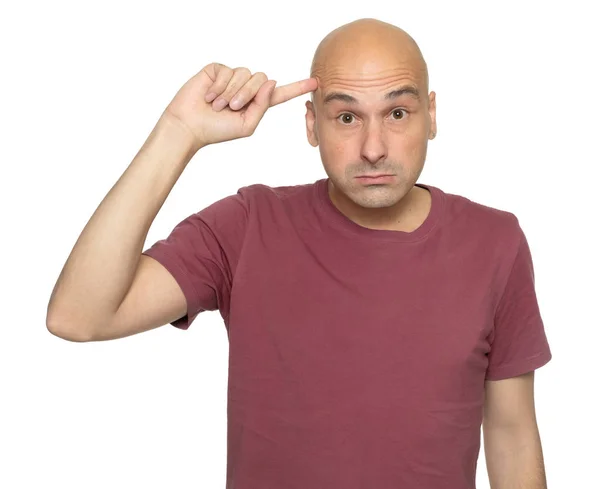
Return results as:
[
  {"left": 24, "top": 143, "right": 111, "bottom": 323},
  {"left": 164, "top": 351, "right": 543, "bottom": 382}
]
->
[{"left": 360, "top": 121, "right": 387, "bottom": 165}]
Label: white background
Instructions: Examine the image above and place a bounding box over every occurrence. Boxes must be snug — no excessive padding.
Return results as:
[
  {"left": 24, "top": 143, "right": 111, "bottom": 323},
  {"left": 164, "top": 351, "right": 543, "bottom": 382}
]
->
[{"left": 1, "top": 0, "right": 598, "bottom": 487}]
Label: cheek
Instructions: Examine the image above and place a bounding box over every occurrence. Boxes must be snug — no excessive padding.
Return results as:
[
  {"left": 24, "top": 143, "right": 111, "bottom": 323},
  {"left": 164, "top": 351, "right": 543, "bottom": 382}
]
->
[
  {"left": 322, "top": 141, "right": 351, "bottom": 165},
  {"left": 394, "top": 142, "right": 422, "bottom": 165},
  {"left": 323, "top": 127, "right": 354, "bottom": 153},
  {"left": 317, "top": 125, "right": 344, "bottom": 153}
]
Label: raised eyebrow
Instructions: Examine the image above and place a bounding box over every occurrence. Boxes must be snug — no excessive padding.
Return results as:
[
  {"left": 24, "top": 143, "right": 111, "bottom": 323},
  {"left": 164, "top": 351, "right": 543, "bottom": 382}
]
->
[{"left": 323, "top": 86, "right": 421, "bottom": 105}]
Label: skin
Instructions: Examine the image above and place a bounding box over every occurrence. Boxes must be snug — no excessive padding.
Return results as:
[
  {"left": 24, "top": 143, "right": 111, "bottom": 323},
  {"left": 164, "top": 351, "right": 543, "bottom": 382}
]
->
[{"left": 305, "top": 18, "right": 437, "bottom": 232}]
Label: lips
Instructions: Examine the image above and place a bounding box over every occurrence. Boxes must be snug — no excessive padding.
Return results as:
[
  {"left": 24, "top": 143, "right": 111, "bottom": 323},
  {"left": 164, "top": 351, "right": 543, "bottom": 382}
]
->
[{"left": 355, "top": 174, "right": 395, "bottom": 184}]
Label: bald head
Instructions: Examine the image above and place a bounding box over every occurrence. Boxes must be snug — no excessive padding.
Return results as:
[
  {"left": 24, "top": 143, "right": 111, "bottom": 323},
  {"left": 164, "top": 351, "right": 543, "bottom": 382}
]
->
[{"left": 310, "top": 18, "right": 429, "bottom": 102}]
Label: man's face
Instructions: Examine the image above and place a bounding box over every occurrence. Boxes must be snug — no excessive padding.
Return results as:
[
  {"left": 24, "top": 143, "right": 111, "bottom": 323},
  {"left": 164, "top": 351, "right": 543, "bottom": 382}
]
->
[{"left": 305, "top": 61, "right": 436, "bottom": 211}]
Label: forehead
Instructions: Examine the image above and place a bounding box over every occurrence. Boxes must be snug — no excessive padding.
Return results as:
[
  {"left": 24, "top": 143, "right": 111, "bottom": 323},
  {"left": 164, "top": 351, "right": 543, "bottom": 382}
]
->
[
  {"left": 313, "top": 62, "right": 426, "bottom": 104},
  {"left": 322, "top": 85, "right": 421, "bottom": 105}
]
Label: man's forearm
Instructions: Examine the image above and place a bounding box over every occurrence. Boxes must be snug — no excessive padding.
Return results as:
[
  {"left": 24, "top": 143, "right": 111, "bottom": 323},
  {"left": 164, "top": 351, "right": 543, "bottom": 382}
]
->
[{"left": 483, "top": 423, "right": 548, "bottom": 489}]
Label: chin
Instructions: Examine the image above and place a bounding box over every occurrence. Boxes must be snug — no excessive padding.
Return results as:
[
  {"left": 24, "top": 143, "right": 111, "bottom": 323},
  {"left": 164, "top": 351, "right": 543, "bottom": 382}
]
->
[
  {"left": 353, "top": 193, "right": 405, "bottom": 209},
  {"left": 348, "top": 184, "right": 408, "bottom": 209}
]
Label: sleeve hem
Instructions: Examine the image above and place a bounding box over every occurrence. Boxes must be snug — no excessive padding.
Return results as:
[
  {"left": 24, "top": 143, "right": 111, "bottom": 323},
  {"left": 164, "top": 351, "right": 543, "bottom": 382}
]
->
[
  {"left": 485, "top": 349, "right": 552, "bottom": 380},
  {"left": 142, "top": 248, "right": 202, "bottom": 330}
]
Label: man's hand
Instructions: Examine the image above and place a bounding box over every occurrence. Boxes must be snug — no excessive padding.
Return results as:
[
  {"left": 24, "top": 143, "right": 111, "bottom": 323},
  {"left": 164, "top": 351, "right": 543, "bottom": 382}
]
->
[{"left": 162, "top": 62, "right": 318, "bottom": 151}]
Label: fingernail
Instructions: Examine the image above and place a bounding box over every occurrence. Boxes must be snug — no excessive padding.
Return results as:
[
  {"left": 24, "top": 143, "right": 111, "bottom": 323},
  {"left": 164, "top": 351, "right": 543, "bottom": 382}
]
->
[
  {"left": 212, "top": 97, "right": 228, "bottom": 111},
  {"left": 230, "top": 97, "right": 242, "bottom": 110},
  {"left": 205, "top": 92, "right": 217, "bottom": 103}
]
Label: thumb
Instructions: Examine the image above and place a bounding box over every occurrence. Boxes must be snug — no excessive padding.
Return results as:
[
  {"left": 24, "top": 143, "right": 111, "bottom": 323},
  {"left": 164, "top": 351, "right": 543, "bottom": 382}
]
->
[{"left": 244, "top": 80, "right": 277, "bottom": 131}]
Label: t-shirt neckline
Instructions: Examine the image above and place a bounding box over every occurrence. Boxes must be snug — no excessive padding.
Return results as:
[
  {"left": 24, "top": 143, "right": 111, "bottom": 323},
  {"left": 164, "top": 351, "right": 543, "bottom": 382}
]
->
[{"left": 315, "top": 177, "right": 444, "bottom": 243}]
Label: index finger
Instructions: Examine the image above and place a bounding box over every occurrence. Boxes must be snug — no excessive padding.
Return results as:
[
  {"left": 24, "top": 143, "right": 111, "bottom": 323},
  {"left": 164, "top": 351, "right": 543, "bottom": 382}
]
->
[{"left": 269, "top": 78, "right": 318, "bottom": 107}]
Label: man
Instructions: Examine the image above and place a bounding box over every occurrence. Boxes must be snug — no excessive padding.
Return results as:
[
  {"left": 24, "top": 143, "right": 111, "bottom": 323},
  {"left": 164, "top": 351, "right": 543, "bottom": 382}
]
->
[{"left": 47, "top": 17, "right": 552, "bottom": 489}]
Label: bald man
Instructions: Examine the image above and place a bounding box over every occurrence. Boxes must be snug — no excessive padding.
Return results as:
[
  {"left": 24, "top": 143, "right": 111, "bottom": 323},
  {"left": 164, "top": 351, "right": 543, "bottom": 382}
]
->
[
  {"left": 307, "top": 19, "right": 436, "bottom": 236},
  {"left": 48, "top": 17, "right": 551, "bottom": 489}
]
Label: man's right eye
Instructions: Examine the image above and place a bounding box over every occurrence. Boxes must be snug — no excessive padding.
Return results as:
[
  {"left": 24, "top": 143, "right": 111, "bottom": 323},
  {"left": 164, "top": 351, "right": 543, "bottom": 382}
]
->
[{"left": 338, "top": 113, "right": 355, "bottom": 124}]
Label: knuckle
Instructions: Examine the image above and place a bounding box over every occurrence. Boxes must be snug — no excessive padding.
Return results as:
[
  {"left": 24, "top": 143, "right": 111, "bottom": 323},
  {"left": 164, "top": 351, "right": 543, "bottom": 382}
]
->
[
  {"left": 222, "top": 82, "right": 240, "bottom": 99},
  {"left": 214, "top": 69, "right": 234, "bottom": 92},
  {"left": 212, "top": 62, "right": 231, "bottom": 75},
  {"left": 234, "top": 67, "right": 252, "bottom": 76},
  {"left": 218, "top": 64, "right": 233, "bottom": 78},
  {"left": 223, "top": 71, "right": 252, "bottom": 100}
]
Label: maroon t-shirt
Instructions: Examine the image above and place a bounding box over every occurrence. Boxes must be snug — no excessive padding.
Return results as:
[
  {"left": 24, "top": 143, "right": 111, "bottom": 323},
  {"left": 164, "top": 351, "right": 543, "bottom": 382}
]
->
[{"left": 142, "top": 177, "right": 552, "bottom": 488}]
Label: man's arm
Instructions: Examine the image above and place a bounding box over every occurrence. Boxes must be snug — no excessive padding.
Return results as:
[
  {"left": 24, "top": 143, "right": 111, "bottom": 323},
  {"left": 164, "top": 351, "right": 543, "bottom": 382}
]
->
[
  {"left": 46, "top": 114, "right": 198, "bottom": 340},
  {"left": 483, "top": 371, "right": 549, "bottom": 489},
  {"left": 46, "top": 63, "right": 316, "bottom": 342}
]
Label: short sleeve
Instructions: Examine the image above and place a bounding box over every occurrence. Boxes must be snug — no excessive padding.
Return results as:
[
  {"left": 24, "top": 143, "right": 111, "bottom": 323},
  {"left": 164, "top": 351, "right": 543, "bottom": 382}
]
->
[
  {"left": 142, "top": 189, "right": 249, "bottom": 330},
  {"left": 485, "top": 224, "right": 552, "bottom": 380}
]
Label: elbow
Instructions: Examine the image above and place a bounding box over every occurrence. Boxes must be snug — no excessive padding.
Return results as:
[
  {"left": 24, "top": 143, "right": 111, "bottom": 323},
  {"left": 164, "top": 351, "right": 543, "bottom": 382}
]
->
[{"left": 46, "top": 317, "right": 93, "bottom": 343}]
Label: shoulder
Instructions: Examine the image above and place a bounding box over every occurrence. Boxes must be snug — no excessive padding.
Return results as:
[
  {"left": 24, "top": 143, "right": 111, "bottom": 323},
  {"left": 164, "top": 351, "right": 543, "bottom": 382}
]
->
[
  {"left": 440, "top": 186, "right": 523, "bottom": 241},
  {"left": 239, "top": 180, "right": 315, "bottom": 200},
  {"left": 235, "top": 180, "right": 317, "bottom": 214},
  {"left": 195, "top": 180, "right": 308, "bottom": 218},
  {"left": 432, "top": 185, "right": 527, "bottom": 269}
]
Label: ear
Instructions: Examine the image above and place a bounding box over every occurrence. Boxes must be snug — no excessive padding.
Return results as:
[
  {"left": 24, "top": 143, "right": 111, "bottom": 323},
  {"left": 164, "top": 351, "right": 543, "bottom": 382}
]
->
[
  {"left": 305, "top": 100, "right": 319, "bottom": 147},
  {"left": 428, "top": 91, "right": 437, "bottom": 140}
]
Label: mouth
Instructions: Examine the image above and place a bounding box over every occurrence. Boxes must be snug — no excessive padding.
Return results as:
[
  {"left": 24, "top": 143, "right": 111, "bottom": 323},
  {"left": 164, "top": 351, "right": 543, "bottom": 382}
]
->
[
  {"left": 355, "top": 174, "right": 395, "bottom": 184},
  {"left": 357, "top": 174, "right": 393, "bottom": 178}
]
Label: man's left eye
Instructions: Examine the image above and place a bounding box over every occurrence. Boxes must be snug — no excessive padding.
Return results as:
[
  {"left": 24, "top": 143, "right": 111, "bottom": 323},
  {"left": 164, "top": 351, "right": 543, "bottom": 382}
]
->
[{"left": 391, "top": 109, "right": 408, "bottom": 119}]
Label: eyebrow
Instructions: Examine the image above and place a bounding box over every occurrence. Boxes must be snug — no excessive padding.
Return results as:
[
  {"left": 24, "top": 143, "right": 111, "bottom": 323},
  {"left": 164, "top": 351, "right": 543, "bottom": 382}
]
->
[{"left": 323, "top": 86, "right": 421, "bottom": 105}]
